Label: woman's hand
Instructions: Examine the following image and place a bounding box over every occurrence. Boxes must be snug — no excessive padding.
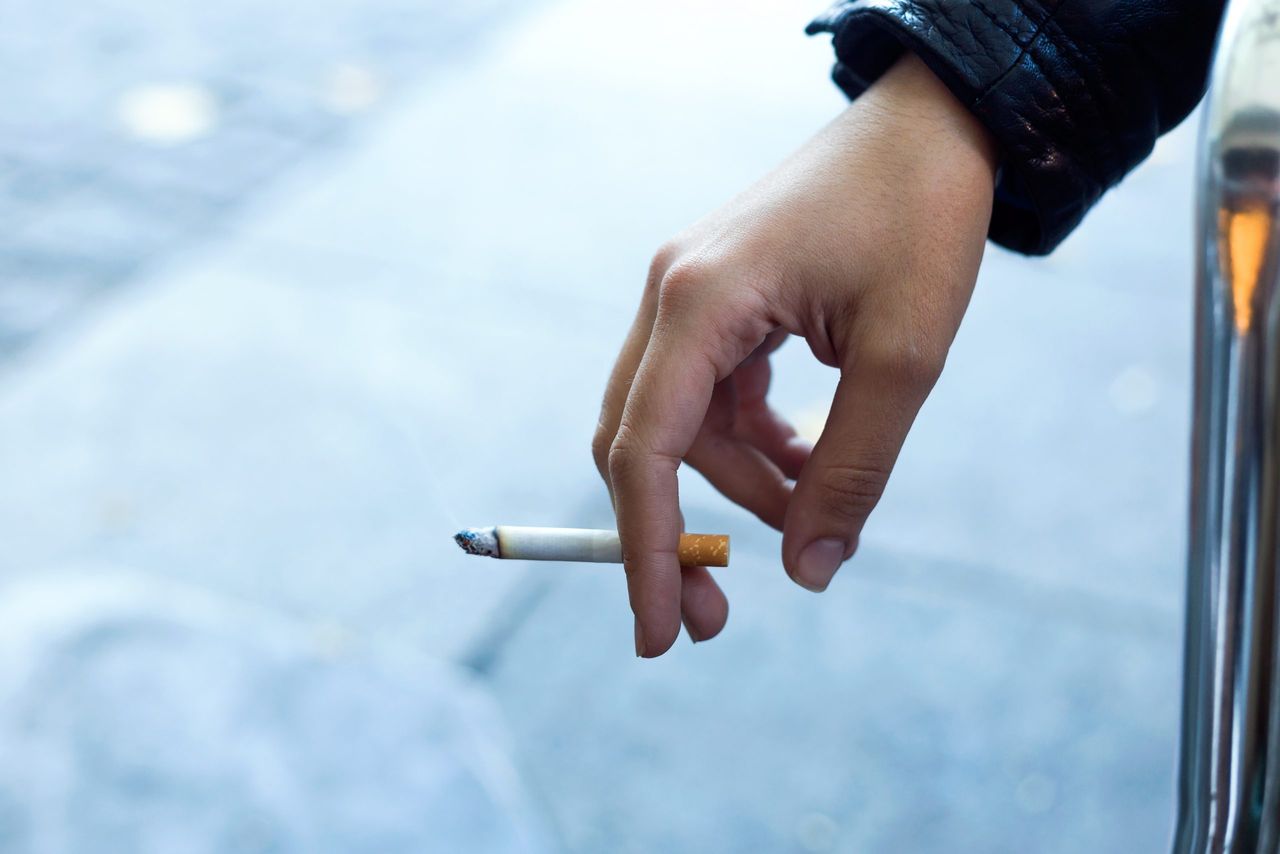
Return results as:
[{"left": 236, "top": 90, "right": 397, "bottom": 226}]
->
[{"left": 592, "top": 53, "right": 997, "bottom": 657}]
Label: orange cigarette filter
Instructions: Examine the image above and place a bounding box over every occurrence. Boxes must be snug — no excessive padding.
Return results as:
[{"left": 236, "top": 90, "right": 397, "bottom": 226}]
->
[{"left": 678, "top": 533, "right": 730, "bottom": 567}]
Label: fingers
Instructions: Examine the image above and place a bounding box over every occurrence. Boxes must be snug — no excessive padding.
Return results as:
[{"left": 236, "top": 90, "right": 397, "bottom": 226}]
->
[
  {"left": 680, "top": 565, "right": 729, "bottom": 642},
  {"left": 598, "top": 250, "right": 798, "bottom": 655},
  {"left": 687, "top": 433, "right": 793, "bottom": 530},
  {"left": 730, "top": 352, "right": 812, "bottom": 478},
  {"left": 781, "top": 334, "right": 944, "bottom": 592},
  {"left": 595, "top": 250, "right": 740, "bottom": 655},
  {"left": 739, "top": 409, "right": 812, "bottom": 480},
  {"left": 609, "top": 332, "right": 718, "bottom": 658},
  {"left": 592, "top": 260, "right": 665, "bottom": 500},
  {"left": 685, "top": 378, "right": 794, "bottom": 530},
  {"left": 609, "top": 274, "right": 765, "bottom": 658}
]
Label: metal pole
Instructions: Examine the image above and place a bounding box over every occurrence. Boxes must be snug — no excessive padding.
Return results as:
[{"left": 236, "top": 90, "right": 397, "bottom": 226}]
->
[{"left": 1176, "top": 0, "right": 1280, "bottom": 851}]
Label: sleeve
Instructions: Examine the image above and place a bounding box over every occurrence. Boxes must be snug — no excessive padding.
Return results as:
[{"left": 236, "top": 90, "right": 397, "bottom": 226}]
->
[{"left": 806, "top": 0, "right": 1227, "bottom": 255}]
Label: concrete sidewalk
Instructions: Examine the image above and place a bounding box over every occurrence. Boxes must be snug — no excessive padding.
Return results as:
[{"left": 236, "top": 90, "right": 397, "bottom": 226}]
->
[{"left": 0, "top": 0, "right": 1198, "bottom": 851}]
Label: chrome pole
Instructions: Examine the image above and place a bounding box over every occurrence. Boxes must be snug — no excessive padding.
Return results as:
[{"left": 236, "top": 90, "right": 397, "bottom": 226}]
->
[{"left": 1176, "top": 0, "right": 1280, "bottom": 851}]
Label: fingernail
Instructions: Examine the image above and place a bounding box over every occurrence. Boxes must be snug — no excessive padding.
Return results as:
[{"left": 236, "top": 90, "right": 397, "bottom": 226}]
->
[
  {"left": 684, "top": 618, "right": 705, "bottom": 644},
  {"left": 634, "top": 617, "right": 647, "bottom": 657},
  {"left": 795, "top": 538, "right": 847, "bottom": 592}
]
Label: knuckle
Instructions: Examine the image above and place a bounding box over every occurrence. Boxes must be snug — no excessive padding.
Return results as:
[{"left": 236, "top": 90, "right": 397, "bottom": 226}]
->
[
  {"left": 646, "top": 241, "right": 681, "bottom": 293},
  {"left": 608, "top": 426, "right": 679, "bottom": 485},
  {"left": 607, "top": 434, "right": 641, "bottom": 483},
  {"left": 591, "top": 427, "right": 613, "bottom": 475},
  {"left": 860, "top": 336, "right": 947, "bottom": 391},
  {"left": 656, "top": 260, "right": 710, "bottom": 309},
  {"left": 816, "top": 462, "right": 891, "bottom": 522}
]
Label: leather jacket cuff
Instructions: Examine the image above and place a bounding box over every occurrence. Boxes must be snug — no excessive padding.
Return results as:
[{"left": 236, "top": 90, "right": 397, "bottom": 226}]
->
[{"left": 808, "top": 1, "right": 1107, "bottom": 256}]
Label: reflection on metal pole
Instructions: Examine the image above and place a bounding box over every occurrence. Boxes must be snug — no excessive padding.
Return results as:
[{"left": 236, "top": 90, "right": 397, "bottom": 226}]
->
[{"left": 1177, "top": 0, "right": 1280, "bottom": 851}]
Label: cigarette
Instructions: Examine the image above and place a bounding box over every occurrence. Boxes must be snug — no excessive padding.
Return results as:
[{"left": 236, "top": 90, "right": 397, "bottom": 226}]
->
[{"left": 454, "top": 526, "right": 730, "bottom": 568}]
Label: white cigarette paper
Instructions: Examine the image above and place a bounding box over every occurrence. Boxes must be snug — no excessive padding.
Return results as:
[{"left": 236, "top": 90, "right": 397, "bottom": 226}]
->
[{"left": 454, "top": 526, "right": 729, "bottom": 567}]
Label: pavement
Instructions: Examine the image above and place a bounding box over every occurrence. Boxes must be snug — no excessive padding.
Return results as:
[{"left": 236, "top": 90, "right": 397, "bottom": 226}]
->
[
  {"left": 0, "top": 0, "right": 531, "bottom": 355},
  {"left": 0, "top": 0, "right": 1201, "bottom": 852}
]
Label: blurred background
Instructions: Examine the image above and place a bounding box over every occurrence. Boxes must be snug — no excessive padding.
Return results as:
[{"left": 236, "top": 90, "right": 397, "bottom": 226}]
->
[{"left": 0, "top": 0, "right": 1199, "bottom": 851}]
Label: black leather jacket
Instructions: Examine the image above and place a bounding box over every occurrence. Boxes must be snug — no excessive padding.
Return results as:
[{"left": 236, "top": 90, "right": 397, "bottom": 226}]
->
[{"left": 807, "top": 1, "right": 1227, "bottom": 255}]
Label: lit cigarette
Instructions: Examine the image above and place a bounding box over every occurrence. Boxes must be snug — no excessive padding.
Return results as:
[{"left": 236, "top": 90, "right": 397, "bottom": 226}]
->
[{"left": 454, "top": 526, "right": 730, "bottom": 568}]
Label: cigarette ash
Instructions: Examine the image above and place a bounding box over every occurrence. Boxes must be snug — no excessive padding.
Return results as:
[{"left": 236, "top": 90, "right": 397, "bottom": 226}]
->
[{"left": 454, "top": 526, "right": 499, "bottom": 558}]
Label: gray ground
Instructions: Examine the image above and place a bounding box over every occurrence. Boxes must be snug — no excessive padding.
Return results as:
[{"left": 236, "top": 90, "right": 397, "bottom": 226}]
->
[{"left": 0, "top": 1, "right": 1200, "bottom": 852}]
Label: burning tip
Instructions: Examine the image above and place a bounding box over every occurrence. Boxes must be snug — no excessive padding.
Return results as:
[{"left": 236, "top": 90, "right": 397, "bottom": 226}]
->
[{"left": 454, "top": 526, "right": 499, "bottom": 558}]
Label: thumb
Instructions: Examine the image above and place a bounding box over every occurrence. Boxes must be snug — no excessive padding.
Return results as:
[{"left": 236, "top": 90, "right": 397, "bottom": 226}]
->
[{"left": 781, "top": 341, "right": 941, "bottom": 591}]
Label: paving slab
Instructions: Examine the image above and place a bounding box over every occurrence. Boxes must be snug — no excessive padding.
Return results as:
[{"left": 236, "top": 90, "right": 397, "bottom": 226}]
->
[
  {"left": 0, "top": 0, "right": 544, "bottom": 353},
  {"left": 0, "top": 572, "right": 552, "bottom": 853}
]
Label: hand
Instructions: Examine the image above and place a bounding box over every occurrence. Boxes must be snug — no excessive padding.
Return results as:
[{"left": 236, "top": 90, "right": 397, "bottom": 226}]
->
[{"left": 592, "top": 53, "right": 997, "bottom": 657}]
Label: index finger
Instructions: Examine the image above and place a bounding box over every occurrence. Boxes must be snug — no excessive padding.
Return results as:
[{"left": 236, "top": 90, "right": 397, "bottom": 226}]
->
[{"left": 608, "top": 322, "right": 719, "bottom": 658}]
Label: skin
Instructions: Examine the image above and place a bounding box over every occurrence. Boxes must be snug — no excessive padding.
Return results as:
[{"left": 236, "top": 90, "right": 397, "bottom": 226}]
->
[{"left": 592, "top": 53, "right": 998, "bottom": 658}]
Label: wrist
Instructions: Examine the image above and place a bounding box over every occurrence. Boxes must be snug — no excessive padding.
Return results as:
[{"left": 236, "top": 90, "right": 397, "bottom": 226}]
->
[{"left": 874, "top": 52, "right": 999, "bottom": 186}]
